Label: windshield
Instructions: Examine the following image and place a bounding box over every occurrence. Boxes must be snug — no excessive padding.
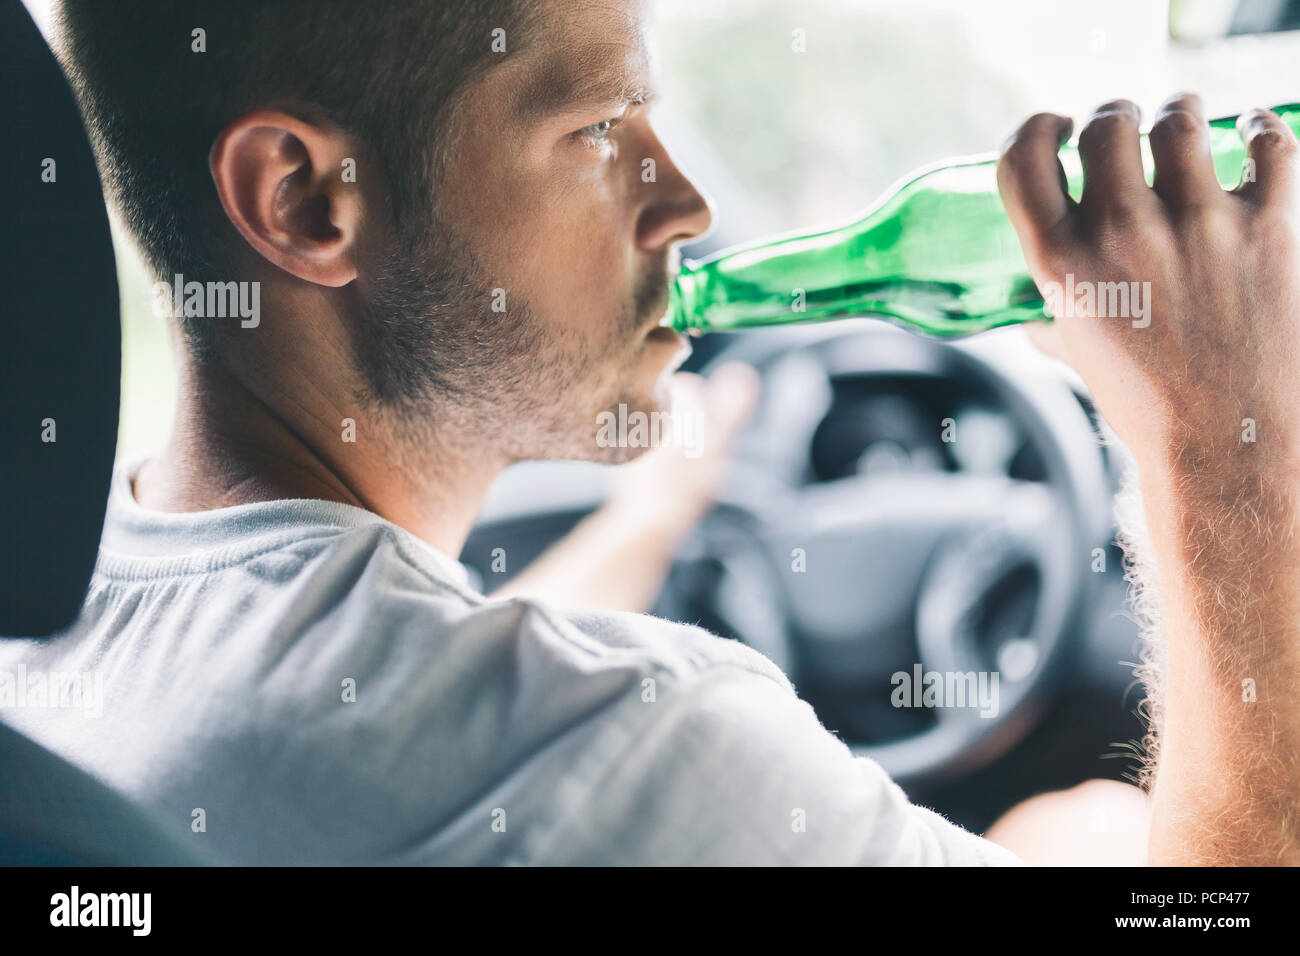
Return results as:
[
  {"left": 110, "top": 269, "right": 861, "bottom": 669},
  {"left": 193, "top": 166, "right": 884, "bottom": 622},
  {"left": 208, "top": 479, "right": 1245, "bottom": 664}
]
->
[{"left": 652, "top": 0, "right": 1300, "bottom": 254}]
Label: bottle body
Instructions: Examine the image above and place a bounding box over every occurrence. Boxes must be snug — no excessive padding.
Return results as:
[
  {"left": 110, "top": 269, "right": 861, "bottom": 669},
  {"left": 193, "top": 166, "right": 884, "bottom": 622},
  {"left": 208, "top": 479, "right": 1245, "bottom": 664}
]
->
[{"left": 669, "top": 104, "right": 1300, "bottom": 337}]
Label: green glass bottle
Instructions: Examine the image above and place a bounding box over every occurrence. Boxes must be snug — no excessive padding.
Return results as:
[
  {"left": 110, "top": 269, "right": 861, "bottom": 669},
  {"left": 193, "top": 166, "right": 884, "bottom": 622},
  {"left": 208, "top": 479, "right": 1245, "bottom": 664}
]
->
[{"left": 669, "top": 103, "right": 1300, "bottom": 338}]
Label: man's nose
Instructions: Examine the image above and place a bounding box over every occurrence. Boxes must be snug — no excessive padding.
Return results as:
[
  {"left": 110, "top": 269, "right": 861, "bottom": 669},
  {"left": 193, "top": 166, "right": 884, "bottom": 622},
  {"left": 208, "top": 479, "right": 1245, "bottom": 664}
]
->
[{"left": 635, "top": 139, "right": 714, "bottom": 252}]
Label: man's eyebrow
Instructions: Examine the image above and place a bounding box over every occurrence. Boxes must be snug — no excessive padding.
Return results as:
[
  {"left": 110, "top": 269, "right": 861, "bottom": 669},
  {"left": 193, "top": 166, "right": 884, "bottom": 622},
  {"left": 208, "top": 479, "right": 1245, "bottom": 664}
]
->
[{"left": 516, "top": 57, "right": 655, "bottom": 121}]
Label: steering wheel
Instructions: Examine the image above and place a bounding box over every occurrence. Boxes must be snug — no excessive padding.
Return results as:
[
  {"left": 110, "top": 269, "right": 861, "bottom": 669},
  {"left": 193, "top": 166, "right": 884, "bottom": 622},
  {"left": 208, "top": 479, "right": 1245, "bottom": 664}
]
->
[{"left": 661, "top": 322, "right": 1111, "bottom": 787}]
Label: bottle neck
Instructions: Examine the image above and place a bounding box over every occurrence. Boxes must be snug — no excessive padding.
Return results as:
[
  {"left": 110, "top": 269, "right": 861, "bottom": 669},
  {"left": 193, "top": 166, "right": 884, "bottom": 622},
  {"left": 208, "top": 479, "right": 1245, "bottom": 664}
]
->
[{"left": 668, "top": 270, "right": 699, "bottom": 332}]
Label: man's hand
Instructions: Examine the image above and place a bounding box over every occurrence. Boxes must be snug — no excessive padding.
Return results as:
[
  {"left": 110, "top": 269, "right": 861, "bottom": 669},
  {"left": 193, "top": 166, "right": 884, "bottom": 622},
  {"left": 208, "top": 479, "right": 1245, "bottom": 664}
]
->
[
  {"left": 986, "top": 779, "right": 1151, "bottom": 866},
  {"left": 998, "top": 94, "right": 1300, "bottom": 864},
  {"left": 604, "top": 363, "right": 760, "bottom": 532},
  {"left": 1001, "top": 95, "right": 1300, "bottom": 474}
]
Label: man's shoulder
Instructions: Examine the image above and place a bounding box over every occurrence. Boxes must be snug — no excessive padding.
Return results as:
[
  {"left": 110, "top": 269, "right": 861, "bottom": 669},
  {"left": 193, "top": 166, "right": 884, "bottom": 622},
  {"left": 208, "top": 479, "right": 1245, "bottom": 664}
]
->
[
  {"left": 311, "top": 519, "right": 793, "bottom": 693},
  {"left": 220, "top": 523, "right": 816, "bottom": 862},
  {"left": 256, "top": 516, "right": 799, "bottom": 769},
  {"left": 512, "top": 602, "right": 795, "bottom": 692}
]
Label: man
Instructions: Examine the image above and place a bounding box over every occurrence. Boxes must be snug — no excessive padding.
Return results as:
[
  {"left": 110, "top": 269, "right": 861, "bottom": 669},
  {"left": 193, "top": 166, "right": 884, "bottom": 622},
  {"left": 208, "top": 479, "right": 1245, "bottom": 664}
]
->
[{"left": 1, "top": 0, "right": 1294, "bottom": 864}]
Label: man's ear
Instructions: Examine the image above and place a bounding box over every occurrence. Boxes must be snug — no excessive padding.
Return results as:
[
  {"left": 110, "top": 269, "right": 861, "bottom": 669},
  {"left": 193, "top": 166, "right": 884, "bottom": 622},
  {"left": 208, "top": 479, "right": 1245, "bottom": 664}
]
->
[{"left": 209, "top": 110, "right": 361, "bottom": 287}]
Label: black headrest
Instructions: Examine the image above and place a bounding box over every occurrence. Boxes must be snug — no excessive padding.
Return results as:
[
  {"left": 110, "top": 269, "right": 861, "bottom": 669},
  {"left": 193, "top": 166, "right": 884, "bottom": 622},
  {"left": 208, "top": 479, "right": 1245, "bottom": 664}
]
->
[{"left": 0, "top": 0, "right": 121, "bottom": 637}]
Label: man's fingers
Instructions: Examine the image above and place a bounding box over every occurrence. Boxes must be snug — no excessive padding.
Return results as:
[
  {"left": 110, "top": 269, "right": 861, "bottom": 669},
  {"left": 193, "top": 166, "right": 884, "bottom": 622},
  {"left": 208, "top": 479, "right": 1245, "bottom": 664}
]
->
[
  {"left": 997, "top": 112, "right": 1074, "bottom": 268},
  {"left": 1236, "top": 108, "right": 1300, "bottom": 209},
  {"left": 700, "top": 361, "right": 760, "bottom": 450},
  {"left": 1078, "top": 99, "right": 1152, "bottom": 219},
  {"left": 1149, "top": 92, "right": 1222, "bottom": 208}
]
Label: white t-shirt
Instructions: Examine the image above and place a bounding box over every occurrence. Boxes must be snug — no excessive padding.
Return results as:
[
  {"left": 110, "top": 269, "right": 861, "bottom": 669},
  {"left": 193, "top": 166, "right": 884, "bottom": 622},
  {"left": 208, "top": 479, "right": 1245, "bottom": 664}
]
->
[{"left": 0, "top": 456, "right": 1021, "bottom": 865}]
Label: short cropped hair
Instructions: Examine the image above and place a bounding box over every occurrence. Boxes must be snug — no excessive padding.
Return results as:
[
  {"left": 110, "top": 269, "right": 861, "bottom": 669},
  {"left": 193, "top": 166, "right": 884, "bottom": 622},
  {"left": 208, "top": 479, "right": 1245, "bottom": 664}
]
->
[{"left": 55, "top": 0, "right": 526, "bottom": 362}]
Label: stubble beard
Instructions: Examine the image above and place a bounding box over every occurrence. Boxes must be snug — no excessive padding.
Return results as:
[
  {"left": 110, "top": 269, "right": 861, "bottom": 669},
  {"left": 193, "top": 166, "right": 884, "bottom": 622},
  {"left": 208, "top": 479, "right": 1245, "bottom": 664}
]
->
[{"left": 350, "top": 225, "right": 673, "bottom": 467}]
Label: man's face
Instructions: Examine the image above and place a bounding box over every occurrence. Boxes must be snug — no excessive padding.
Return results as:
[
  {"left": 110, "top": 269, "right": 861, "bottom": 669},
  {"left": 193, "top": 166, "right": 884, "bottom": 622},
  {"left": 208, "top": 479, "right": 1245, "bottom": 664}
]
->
[{"left": 416, "top": 0, "right": 713, "bottom": 463}]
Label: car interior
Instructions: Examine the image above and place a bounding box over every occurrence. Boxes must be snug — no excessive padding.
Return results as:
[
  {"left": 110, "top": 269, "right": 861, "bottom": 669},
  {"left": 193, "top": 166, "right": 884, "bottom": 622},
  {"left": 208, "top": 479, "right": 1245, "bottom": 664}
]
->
[{"left": 4, "top": 0, "right": 1300, "bottom": 864}]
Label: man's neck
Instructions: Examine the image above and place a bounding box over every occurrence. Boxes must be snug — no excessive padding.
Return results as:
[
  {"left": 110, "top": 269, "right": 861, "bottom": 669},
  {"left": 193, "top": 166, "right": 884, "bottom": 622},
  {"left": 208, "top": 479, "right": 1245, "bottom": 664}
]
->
[{"left": 131, "top": 357, "right": 504, "bottom": 557}]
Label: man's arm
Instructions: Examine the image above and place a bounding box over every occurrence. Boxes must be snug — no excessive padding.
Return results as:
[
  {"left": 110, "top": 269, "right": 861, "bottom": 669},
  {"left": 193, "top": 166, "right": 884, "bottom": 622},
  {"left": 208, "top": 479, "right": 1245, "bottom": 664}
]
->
[
  {"left": 1136, "top": 432, "right": 1300, "bottom": 863},
  {"left": 491, "top": 364, "right": 758, "bottom": 612},
  {"left": 998, "top": 94, "right": 1300, "bottom": 864}
]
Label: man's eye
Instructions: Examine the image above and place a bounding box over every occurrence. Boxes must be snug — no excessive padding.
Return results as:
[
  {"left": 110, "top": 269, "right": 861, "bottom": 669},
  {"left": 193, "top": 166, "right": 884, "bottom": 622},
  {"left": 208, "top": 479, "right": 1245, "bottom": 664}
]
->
[{"left": 580, "top": 118, "right": 618, "bottom": 143}]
